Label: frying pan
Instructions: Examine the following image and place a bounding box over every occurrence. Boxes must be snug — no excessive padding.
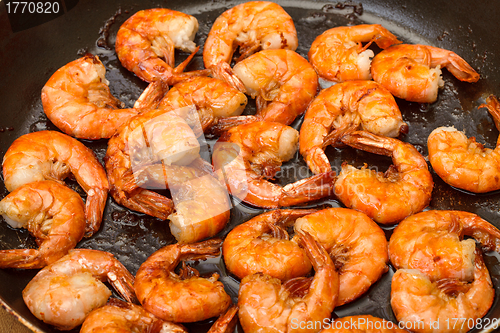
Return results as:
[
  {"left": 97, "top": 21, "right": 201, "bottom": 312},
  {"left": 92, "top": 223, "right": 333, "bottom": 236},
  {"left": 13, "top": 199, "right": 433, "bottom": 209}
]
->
[{"left": 1, "top": 0, "right": 500, "bottom": 332}]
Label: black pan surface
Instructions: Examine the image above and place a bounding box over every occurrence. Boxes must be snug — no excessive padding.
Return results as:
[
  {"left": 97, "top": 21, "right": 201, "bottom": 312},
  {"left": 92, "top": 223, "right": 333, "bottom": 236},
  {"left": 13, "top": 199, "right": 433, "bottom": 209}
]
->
[{"left": 1, "top": 0, "right": 500, "bottom": 332}]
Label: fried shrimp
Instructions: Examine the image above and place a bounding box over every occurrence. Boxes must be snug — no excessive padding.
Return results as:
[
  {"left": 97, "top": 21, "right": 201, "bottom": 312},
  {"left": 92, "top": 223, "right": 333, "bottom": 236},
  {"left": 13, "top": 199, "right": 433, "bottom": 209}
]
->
[
  {"left": 203, "top": 1, "right": 298, "bottom": 85},
  {"left": 115, "top": 8, "right": 207, "bottom": 83},
  {"left": 334, "top": 131, "right": 433, "bottom": 224},
  {"left": 22, "top": 249, "right": 136, "bottom": 330},
  {"left": 294, "top": 208, "right": 388, "bottom": 306},
  {"left": 134, "top": 239, "right": 232, "bottom": 323},
  {"left": 308, "top": 24, "right": 401, "bottom": 83},
  {"left": 428, "top": 95, "right": 500, "bottom": 193},
  {"left": 2, "top": 130, "right": 109, "bottom": 236},
  {"left": 299, "top": 80, "right": 408, "bottom": 174},
  {"left": 238, "top": 231, "right": 338, "bottom": 333},
  {"left": 212, "top": 121, "right": 336, "bottom": 208},
  {"left": 391, "top": 250, "right": 494, "bottom": 333},
  {"left": 321, "top": 315, "right": 408, "bottom": 332},
  {"left": 0, "top": 181, "right": 85, "bottom": 269},
  {"left": 158, "top": 76, "right": 248, "bottom": 133},
  {"left": 231, "top": 49, "right": 319, "bottom": 125},
  {"left": 41, "top": 54, "right": 167, "bottom": 140},
  {"left": 223, "top": 209, "right": 317, "bottom": 281},
  {"left": 389, "top": 210, "right": 500, "bottom": 282},
  {"left": 371, "top": 44, "right": 480, "bottom": 103}
]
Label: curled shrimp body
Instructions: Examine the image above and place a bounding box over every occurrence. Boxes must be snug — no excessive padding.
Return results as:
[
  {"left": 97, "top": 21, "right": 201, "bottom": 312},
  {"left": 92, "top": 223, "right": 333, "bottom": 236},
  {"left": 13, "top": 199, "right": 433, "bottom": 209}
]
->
[
  {"left": 22, "top": 249, "right": 136, "bottom": 330},
  {"left": 134, "top": 239, "right": 232, "bottom": 323},
  {"left": 294, "top": 208, "right": 388, "bottom": 306},
  {"left": 106, "top": 107, "right": 230, "bottom": 243},
  {"left": 158, "top": 76, "right": 248, "bottom": 132},
  {"left": 238, "top": 231, "right": 339, "bottom": 333},
  {"left": 116, "top": 8, "right": 206, "bottom": 83},
  {"left": 371, "top": 44, "right": 480, "bottom": 103},
  {"left": 3, "top": 130, "right": 109, "bottom": 236},
  {"left": 308, "top": 24, "right": 401, "bottom": 83},
  {"left": 0, "top": 181, "right": 85, "bottom": 269},
  {"left": 428, "top": 95, "right": 500, "bottom": 193},
  {"left": 212, "top": 121, "right": 336, "bottom": 208},
  {"left": 334, "top": 131, "right": 433, "bottom": 224},
  {"left": 41, "top": 55, "right": 166, "bottom": 140},
  {"left": 232, "top": 49, "right": 319, "bottom": 125},
  {"left": 222, "top": 209, "right": 317, "bottom": 281},
  {"left": 299, "top": 80, "right": 408, "bottom": 174},
  {"left": 321, "top": 315, "right": 409, "bottom": 332},
  {"left": 203, "top": 1, "right": 298, "bottom": 76},
  {"left": 391, "top": 251, "right": 494, "bottom": 333},
  {"left": 389, "top": 210, "right": 500, "bottom": 282}
]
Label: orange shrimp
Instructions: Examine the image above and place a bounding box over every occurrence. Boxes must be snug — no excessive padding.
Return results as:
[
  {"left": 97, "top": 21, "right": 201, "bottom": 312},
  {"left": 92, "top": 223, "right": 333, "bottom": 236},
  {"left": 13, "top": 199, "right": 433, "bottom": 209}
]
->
[
  {"left": 134, "top": 239, "right": 232, "bottom": 323},
  {"left": 0, "top": 181, "right": 85, "bottom": 269},
  {"left": 299, "top": 80, "right": 408, "bottom": 174},
  {"left": 371, "top": 44, "right": 479, "bottom": 103},
  {"left": 2, "top": 130, "right": 109, "bottom": 236},
  {"left": 308, "top": 24, "right": 401, "bottom": 83},
  {"left": 212, "top": 121, "right": 336, "bottom": 208}
]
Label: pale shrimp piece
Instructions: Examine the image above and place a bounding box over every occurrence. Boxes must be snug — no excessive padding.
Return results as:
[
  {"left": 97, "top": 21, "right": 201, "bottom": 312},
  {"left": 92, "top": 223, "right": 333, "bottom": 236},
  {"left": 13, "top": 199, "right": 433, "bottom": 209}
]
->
[
  {"left": 391, "top": 250, "right": 494, "bottom": 333},
  {"left": 232, "top": 49, "right": 319, "bottom": 125},
  {"left": 158, "top": 76, "right": 248, "bottom": 133},
  {"left": 105, "top": 107, "right": 230, "bottom": 243},
  {"left": 0, "top": 181, "right": 85, "bottom": 269},
  {"left": 371, "top": 44, "right": 480, "bottom": 103},
  {"left": 2, "top": 130, "right": 109, "bottom": 236},
  {"left": 238, "top": 231, "right": 339, "bottom": 333},
  {"left": 294, "top": 208, "right": 388, "bottom": 306},
  {"left": 223, "top": 209, "right": 317, "bottom": 281},
  {"left": 115, "top": 8, "right": 209, "bottom": 84},
  {"left": 299, "top": 80, "right": 408, "bottom": 174},
  {"left": 134, "top": 238, "right": 232, "bottom": 323},
  {"left": 389, "top": 210, "right": 500, "bottom": 282},
  {"left": 334, "top": 131, "right": 433, "bottom": 224},
  {"left": 203, "top": 1, "right": 298, "bottom": 85},
  {"left": 22, "top": 249, "right": 136, "bottom": 330},
  {"left": 41, "top": 54, "right": 168, "bottom": 140},
  {"left": 212, "top": 121, "right": 336, "bottom": 208},
  {"left": 308, "top": 24, "right": 402, "bottom": 83},
  {"left": 321, "top": 315, "right": 409, "bottom": 332},
  {"left": 428, "top": 95, "right": 500, "bottom": 193}
]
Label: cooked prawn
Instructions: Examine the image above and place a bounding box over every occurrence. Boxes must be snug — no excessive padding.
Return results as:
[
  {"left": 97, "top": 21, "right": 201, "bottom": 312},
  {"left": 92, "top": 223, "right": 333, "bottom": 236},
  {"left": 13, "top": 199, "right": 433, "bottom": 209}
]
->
[
  {"left": 158, "top": 76, "right": 248, "bottom": 133},
  {"left": 105, "top": 107, "right": 230, "bottom": 243},
  {"left": 115, "top": 8, "right": 208, "bottom": 83},
  {"left": 203, "top": 1, "right": 298, "bottom": 87},
  {"left": 428, "top": 95, "right": 500, "bottom": 193},
  {"left": 294, "top": 208, "right": 388, "bottom": 306},
  {"left": 334, "top": 131, "right": 433, "bottom": 224},
  {"left": 299, "top": 80, "right": 408, "bottom": 174},
  {"left": 230, "top": 49, "right": 318, "bottom": 125},
  {"left": 2, "top": 130, "right": 109, "bottom": 236},
  {"left": 308, "top": 24, "right": 401, "bottom": 83},
  {"left": 0, "top": 181, "right": 85, "bottom": 269},
  {"left": 238, "top": 231, "right": 338, "bottom": 333},
  {"left": 391, "top": 250, "right": 494, "bottom": 333},
  {"left": 321, "top": 315, "right": 408, "bottom": 332},
  {"left": 223, "top": 209, "right": 317, "bottom": 281},
  {"left": 212, "top": 121, "right": 336, "bottom": 208},
  {"left": 134, "top": 238, "right": 232, "bottom": 323},
  {"left": 41, "top": 54, "right": 167, "bottom": 140},
  {"left": 371, "top": 44, "right": 480, "bottom": 103},
  {"left": 388, "top": 210, "right": 500, "bottom": 282},
  {"left": 22, "top": 249, "right": 136, "bottom": 330}
]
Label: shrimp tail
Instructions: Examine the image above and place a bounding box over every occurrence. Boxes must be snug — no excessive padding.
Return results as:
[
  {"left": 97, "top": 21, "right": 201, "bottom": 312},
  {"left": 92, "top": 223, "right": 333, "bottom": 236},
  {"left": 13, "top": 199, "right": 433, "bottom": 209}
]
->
[
  {"left": 283, "top": 277, "right": 313, "bottom": 298},
  {"left": 207, "top": 304, "right": 239, "bottom": 333},
  {"left": 111, "top": 188, "right": 175, "bottom": 220},
  {"left": 209, "top": 115, "right": 260, "bottom": 136},
  {"left": 480, "top": 95, "right": 500, "bottom": 133},
  {"left": 296, "top": 231, "right": 332, "bottom": 272},
  {"left": 173, "top": 46, "right": 201, "bottom": 74},
  {"left": 210, "top": 62, "right": 247, "bottom": 93},
  {"left": 107, "top": 270, "right": 139, "bottom": 304},
  {"left": 272, "top": 209, "right": 319, "bottom": 228},
  {"left": 168, "top": 46, "right": 212, "bottom": 85},
  {"left": 0, "top": 249, "right": 44, "bottom": 269},
  {"left": 280, "top": 170, "right": 336, "bottom": 206},
  {"left": 84, "top": 188, "right": 108, "bottom": 237},
  {"left": 179, "top": 238, "right": 223, "bottom": 260},
  {"left": 445, "top": 53, "right": 480, "bottom": 83},
  {"left": 341, "top": 130, "right": 395, "bottom": 157},
  {"left": 133, "top": 80, "right": 169, "bottom": 109}
]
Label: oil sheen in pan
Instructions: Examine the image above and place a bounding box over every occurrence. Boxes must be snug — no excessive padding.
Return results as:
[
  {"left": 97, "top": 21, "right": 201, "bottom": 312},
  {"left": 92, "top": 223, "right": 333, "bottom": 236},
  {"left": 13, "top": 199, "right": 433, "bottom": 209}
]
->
[{"left": 0, "top": 1, "right": 499, "bottom": 333}]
